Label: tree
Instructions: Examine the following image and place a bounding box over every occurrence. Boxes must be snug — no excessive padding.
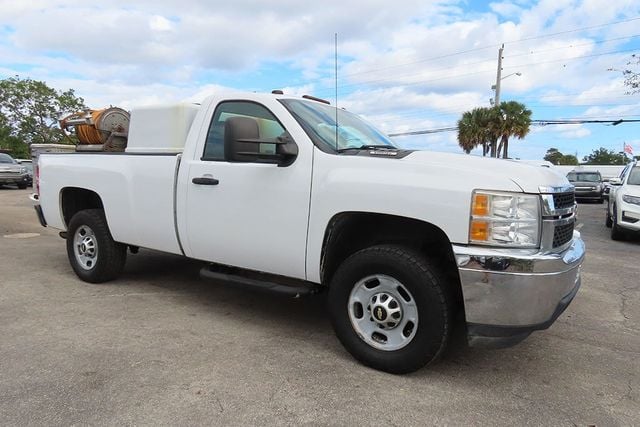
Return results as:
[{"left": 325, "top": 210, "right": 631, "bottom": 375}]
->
[
  {"left": 0, "top": 76, "right": 86, "bottom": 152},
  {"left": 582, "top": 147, "right": 627, "bottom": 165},
  {"left": 457, "top": 107, "right": 500, "bottom": 156},
  {"left": 561, "top": 154, "right": 579, "bottom": 165},
  {"left": 457, "top": 101, "right": 531, "bottom": 158},
  {"left": 0, "top": 114, "right": 28, "bottom": 157},
  {"left": 495, "top": 101, "right": 532, "bottom": 159},
  {"left": 543, "top": 148, "right": 578, "bottom": 165}
]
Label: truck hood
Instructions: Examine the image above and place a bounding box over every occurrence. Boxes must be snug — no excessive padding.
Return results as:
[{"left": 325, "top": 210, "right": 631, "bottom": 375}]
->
[{"left": 402, "top": 151, "right": 570, "bottom": 193}]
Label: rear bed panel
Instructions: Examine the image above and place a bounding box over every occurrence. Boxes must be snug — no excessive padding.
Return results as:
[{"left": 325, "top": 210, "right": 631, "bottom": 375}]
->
[{"left": 39, "top": 153, "right": 182, "bottom": 255}]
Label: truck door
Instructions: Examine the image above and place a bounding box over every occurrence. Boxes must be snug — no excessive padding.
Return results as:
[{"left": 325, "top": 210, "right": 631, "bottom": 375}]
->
[{"left": 179, "top": 100, "right": 312, "bottom": 280}]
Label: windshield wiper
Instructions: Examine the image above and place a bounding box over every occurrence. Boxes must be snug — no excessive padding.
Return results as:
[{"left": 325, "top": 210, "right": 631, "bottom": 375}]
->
[{"left": 337, "top": 145, "right": 397, "bottom": 153}]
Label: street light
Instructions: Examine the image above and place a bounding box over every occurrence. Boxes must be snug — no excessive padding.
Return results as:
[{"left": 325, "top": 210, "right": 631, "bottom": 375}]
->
[{"left": 491, "top": 72, "right": 522, "bottom": 105}]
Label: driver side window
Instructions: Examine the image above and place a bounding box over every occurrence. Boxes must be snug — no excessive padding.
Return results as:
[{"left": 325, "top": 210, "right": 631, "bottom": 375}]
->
[{"left": 202, "top": 101, "right": 286, "bottom": 161}]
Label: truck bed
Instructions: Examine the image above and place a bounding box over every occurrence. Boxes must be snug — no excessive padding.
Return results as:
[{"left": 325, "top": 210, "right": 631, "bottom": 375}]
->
[{"left": 38, "top": 152, "right": 183, "bottom": 255}]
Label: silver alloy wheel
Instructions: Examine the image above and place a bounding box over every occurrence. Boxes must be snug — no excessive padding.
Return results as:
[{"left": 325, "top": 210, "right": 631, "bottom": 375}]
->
[
  {"left": 73, "top": 225, "right": 98, "bottom": 270},
  {"left": 348, "top": 274, "right": 419, "bottom": 351}
]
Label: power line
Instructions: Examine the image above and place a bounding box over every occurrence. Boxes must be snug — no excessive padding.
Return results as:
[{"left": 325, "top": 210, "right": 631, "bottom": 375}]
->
[
  {"left": 336, "top": 17, "right": 640, "bottom": 80},
  {"left": 310, "top": 46, "right": 639, "bottom": 97},
  {"left": 504, "top": 16, "right": 640, "bottom": 45},
  {"left": 388, "top": 118, "right": 640, "bottom": 137},
  {"left": 264, "top": 16, "right": 640, "bottom": 92},
  {"left": 388, "top": 127, "right": 458, "bottom": 137}
]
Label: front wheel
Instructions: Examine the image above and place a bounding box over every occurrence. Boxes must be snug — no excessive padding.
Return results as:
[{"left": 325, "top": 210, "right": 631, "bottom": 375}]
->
[
  {"left": 328, "top": 245, "right": 454, "bottom": 374},
  {"left": 66, "top": 209, "right": 127, "bottom": 283},
  {"left": 611, "top": 204, "right": 625, "bottom": 241},
  {"left": 605, "top": 202, "right": 613, "bottom": 228}
]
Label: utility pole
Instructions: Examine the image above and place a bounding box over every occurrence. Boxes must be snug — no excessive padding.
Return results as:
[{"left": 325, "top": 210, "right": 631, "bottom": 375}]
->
[
  {"left": 491, "top": 44, "right": 504, "bottom": 157},
  {"left": 494, "top": 44, "right": 504, "bottom": 106}
]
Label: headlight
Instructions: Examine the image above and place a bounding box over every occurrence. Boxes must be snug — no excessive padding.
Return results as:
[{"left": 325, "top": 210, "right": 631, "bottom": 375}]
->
[
  {"left": 595, "top": 185, "right": 601, "bottom": 191},
  {"left": 20, "top": 167, "right": 28, "bottom": 174},
  {"left": 622, "top": 194, "right": 640, "bottom": 206},
  {"left": 469, "top": 191, "right": 541, "bottom": 248}
]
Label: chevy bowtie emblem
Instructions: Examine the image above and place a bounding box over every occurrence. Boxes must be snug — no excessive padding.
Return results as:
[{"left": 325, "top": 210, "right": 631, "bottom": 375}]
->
[{"left": 376, "top": 307, "right": 383, "bottom": 320}]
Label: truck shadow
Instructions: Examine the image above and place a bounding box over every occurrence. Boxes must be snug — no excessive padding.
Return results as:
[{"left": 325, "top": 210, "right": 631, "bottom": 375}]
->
[{"left": 120, "top": 249, "right": 546, "bottom": 377}]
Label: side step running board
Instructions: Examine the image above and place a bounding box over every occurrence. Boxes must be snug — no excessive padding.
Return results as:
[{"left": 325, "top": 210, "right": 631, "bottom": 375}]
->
[{"left": 200, "top": 265, "right": 322, "bottom": 298}]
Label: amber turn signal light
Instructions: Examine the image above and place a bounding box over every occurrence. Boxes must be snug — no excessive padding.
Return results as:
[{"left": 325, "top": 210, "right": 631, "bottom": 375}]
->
[
  {"left": 472, "top": 193, "right": 489, "bottom": 216},
  {"left": 470, "top": 220, "right": 489, "bottom": 241}
]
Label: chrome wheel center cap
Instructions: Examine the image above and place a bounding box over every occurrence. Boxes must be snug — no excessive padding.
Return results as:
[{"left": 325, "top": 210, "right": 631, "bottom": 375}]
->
[{"left": 369, "top": 292, "right": 402, "bottom": 330}]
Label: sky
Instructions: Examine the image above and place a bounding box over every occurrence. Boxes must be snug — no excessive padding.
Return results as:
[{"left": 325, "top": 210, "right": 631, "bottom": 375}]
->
[{"left": 1, "top": 0, "right": 639, "bottom": 160}]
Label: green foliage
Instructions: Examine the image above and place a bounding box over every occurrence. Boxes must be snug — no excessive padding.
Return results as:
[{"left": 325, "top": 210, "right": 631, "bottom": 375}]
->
[
  {"left": 0, "top": 76, "right": 86, "bottom": 153},
  {"left": 543, "top": 148, "right": 579, "bottom": 165},
  {"left": 457, "top": 107, "right": 499, "bottom": 155},
  {"left": 582, "top": 147, "right": 627, "bottom": 165},
  {"left": 457, "top": 101, "right": 531, "bottom": 158},
  {"left": 495, "top": 101, "right": 532, "bottom": 159}
]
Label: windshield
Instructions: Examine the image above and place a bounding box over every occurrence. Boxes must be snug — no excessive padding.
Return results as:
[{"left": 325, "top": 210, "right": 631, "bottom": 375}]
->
[
  {"left": 0, "top": 153, "right": 16, "bottom": 164},
  {"left": 280, "top": 99, "right": 396, "bottom": 152},
  {"left": 567, "top": 172, "right": 601, "bottom": 182},
  {"left": 628, "top": 167, "right": 640, "bottom": 185}
]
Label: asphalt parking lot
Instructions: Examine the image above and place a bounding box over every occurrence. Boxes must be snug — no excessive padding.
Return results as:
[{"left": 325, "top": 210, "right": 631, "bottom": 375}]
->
[{"left": 1, "top": 187, "right": 639, "bottom": 426}]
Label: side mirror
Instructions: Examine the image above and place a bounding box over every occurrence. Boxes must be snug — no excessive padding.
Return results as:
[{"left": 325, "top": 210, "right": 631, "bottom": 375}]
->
[
  {"left": 609, "top": 177, "right": 622, "bottom": 186},
  {"left": 224, "top": 116, "right": 298, "bottom": 167}
]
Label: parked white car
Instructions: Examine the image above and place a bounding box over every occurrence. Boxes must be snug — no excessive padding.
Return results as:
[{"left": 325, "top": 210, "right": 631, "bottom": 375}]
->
[{"left": 606, "top": 160, "right": 640, "bottom": 240}]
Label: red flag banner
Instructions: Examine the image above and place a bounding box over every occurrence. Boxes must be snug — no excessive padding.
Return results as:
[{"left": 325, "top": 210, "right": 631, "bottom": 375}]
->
[{"left": 624, "top": 143, "right": 634, "bottom": 156}]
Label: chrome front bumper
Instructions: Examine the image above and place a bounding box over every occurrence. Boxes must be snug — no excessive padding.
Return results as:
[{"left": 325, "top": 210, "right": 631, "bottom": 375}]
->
[{"left": 453, "top": 231, "right": 585, "bottom": 347}]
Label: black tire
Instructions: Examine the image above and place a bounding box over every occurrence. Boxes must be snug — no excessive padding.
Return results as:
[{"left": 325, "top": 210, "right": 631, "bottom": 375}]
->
[
  {"left": 598, "top": 197, "right": 604, "bottom": 204},
  {"left": 605, "top": 207, "right": 612, "bottom": 228},
  {"left": 328, "top": 245, "right": 454, "bottom": 374},
  {"left": 66, "top": 209, "right": 127, "bottom": 283},
  {"left": 611, "top": 204, "right": 625, "bottom": 241},
  {"left": 17, "top": 183, "right": 27, "bottom": 189}
]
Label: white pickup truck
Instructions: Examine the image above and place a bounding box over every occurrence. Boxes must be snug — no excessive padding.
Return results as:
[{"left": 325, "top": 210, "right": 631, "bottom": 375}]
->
[{"left": 33, "top": 90, "right": 585, "bottom": 373}]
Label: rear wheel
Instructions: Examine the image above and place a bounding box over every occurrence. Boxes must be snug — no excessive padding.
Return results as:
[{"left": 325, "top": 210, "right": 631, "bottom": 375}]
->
[
  {"left": 611, "top": 204, "right": 625, "bottom": 241},
  {"left": 17, "top": 183, "right": 27, "bottom": 189},
  {"left": 328, "top": 245, "right": 454, "bottom": 374},
  {"left": 66, "top": 209, "right": 127, "bottom": 283}
]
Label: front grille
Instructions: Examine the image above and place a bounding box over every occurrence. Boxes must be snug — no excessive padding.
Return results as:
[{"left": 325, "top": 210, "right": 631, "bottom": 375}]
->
[
  {"left": 552, "top": 192, "right": 575, "bottom": 210},
  {"left": 553, "top": 221, "right": 574, "bottom": 247}
]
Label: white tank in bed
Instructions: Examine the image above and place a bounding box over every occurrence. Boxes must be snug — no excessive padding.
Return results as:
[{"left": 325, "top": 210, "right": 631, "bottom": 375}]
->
[{"left": 125, "top": 103, "right": 200, "bottom": 154}]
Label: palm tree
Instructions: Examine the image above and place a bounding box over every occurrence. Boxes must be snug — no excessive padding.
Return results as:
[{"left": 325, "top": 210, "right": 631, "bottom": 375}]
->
[
  {"left": 457, "top": 109, "right": 481, "bottom": 154},
  {"left": 495, "top": 101, "right": 531, "bottom": 159},
  {"left": 457, "top": 107, "right": 500, "bottom": 156}
]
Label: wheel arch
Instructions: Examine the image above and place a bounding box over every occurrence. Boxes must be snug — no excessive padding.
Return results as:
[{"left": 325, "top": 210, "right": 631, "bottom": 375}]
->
[
  {"left": 60, "top": 187, "right": 104, "bottom": 227},
  {"left": 320, "top": 212, "right": 463, "bottom": 305}
]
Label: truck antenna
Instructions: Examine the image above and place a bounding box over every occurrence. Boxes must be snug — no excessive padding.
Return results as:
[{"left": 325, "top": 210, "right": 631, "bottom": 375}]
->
[{"left": 335, "top": 32, "right": 339, "bottom": 152}]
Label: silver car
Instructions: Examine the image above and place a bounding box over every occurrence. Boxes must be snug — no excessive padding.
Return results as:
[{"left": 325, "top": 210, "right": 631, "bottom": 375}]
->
[{"left": 0, "top": 153, "right": 30, "bottom": 189}]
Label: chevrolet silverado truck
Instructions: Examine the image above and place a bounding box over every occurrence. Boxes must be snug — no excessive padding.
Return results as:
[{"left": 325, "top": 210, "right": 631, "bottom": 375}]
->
[{"left": 33, "top": 91, "right": 585, "bottom": 373}]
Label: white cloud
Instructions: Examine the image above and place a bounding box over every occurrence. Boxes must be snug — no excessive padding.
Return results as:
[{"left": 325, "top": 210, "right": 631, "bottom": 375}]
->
[
  {"left": 149, "top": 15, "right": 174, "bottom": 32},
  {"left": 1, "top": 0, "right": 639, "bottom": 160},
  {"left": 534, "top": 123, "right": 592, "bottom": 139}
]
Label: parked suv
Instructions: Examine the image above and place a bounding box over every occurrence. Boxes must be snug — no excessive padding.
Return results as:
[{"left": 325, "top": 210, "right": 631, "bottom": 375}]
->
[
  {"left": 606, "top": 161, "right": 640, "bottom": 240},
  {"left": 567, "top": 170, "right": 604, "bottom": 203}
]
